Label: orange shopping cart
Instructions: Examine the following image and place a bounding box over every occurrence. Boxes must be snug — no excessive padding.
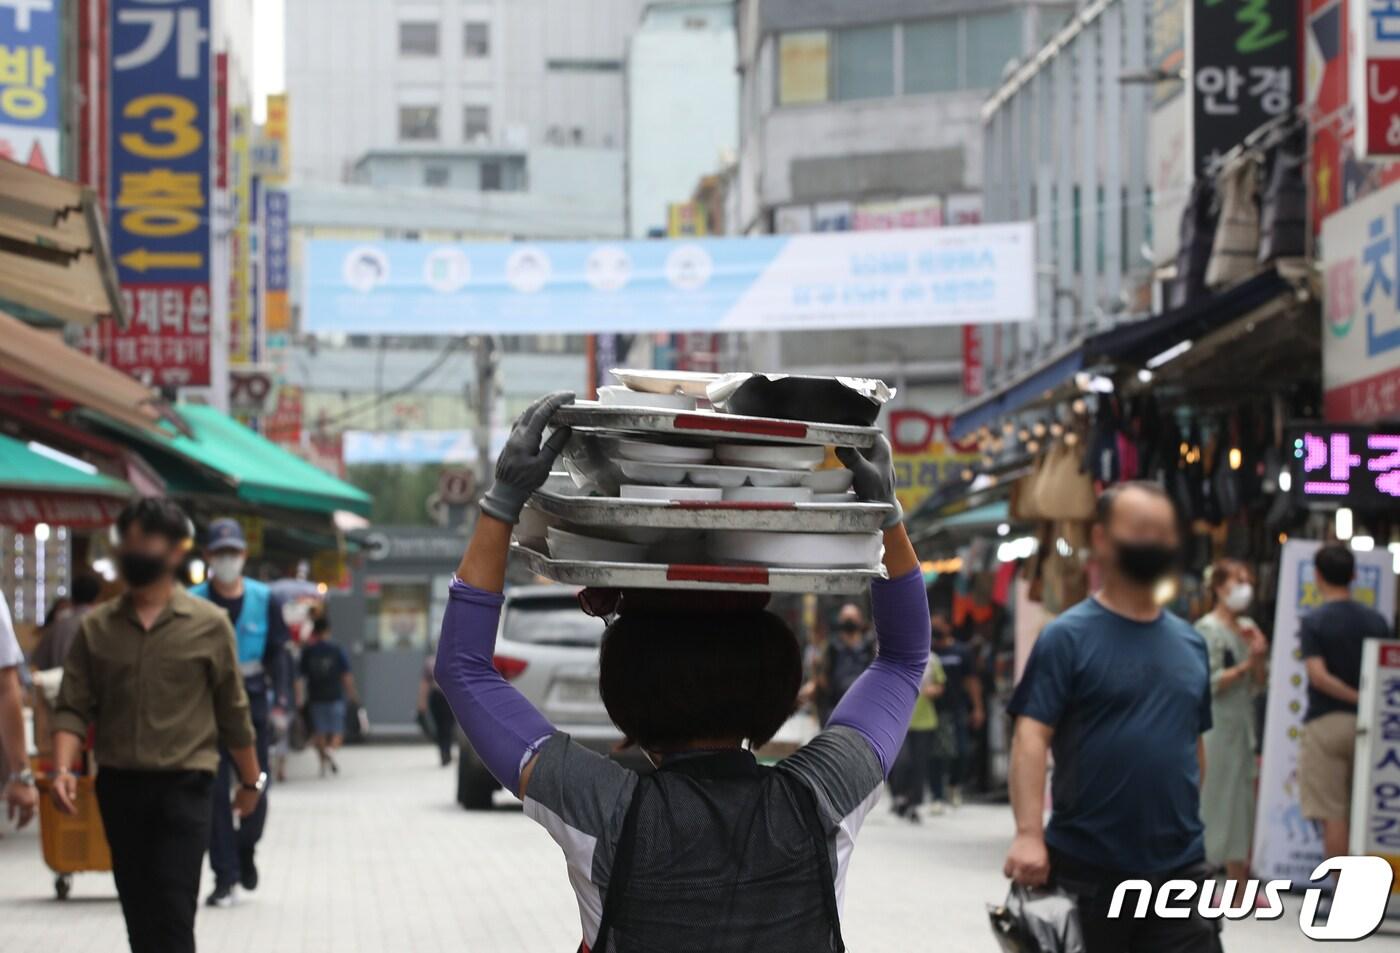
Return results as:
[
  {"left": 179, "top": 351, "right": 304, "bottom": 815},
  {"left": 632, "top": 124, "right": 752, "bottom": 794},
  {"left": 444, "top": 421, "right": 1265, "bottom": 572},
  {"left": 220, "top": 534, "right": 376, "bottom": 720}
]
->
[{"left": 32, "top": 758, "right": 111, "bottom": 900}]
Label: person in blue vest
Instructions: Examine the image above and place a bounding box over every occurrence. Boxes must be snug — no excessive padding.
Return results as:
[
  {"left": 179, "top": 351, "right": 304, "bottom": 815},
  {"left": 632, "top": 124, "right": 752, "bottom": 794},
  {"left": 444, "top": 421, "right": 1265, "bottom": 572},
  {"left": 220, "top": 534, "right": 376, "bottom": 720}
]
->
[{"left": 191, "top": 518, "right": 290, "bottom": 909}]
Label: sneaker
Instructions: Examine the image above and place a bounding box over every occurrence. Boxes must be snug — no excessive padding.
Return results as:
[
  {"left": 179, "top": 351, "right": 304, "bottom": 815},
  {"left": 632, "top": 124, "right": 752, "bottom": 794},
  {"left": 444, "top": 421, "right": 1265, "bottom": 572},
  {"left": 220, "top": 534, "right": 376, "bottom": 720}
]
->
[
  {"left": 439, "top": 748, "right": 452, "bottom": 767},
  {"left": 949, "top": 787, "right": 963, "bottom": 808},
  {"left": 238, "top": 849, "right": 258, "bottom": 891},
  {"left": 205, "top": 884, "right": 237, "bottom": 908},
  {"left": 925, "top": 800, "right": 947, "bottom": 816},
  {"left": 327, "top": 754, "right": 340, "bottom": 775}
]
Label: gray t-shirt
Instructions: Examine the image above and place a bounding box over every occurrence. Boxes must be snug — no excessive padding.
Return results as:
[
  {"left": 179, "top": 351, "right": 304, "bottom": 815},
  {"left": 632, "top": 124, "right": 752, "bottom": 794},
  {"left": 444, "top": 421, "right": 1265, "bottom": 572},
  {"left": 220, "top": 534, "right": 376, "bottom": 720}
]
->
[{"left": 522, "top": 726, "right": 884, "bottom": 950}]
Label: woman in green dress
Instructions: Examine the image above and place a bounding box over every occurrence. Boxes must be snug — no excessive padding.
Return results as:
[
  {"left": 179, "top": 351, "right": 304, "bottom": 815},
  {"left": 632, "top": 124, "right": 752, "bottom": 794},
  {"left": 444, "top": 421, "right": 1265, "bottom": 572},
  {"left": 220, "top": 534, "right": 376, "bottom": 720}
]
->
[{"left": 1196, "top": 559, "right": 1269, "bottom": 882}]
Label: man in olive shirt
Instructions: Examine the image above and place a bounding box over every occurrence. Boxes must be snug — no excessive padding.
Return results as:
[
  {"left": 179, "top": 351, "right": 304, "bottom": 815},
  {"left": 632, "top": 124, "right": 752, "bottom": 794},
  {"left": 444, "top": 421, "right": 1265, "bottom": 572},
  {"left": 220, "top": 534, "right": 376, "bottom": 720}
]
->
[{"left": 51, "top": 499, "right": 264, "bottom": 953}]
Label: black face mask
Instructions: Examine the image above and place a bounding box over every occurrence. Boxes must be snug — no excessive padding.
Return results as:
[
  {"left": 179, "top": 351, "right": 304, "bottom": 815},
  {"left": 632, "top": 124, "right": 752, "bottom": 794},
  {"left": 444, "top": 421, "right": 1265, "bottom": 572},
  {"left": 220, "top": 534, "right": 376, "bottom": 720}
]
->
[
  {"left": 837, "top": 621, "right": 863, "bottom": 635},
  {"left": 1112, "top": 539, "right": 1178, "bottom": 585},
  {"left": 118, "top": 552, "right": 169, "bottom": 588}
]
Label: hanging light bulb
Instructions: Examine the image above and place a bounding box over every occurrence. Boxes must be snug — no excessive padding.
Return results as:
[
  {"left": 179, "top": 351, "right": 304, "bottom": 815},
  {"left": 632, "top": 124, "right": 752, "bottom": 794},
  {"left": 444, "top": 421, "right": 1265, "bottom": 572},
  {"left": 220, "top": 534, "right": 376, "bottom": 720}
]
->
[
  {"left": 1228, "top": 448, "right": 1242, "bottom": 470},
  {"left": 1336, "top": 507, "right": 1354, "bottom": 541}
]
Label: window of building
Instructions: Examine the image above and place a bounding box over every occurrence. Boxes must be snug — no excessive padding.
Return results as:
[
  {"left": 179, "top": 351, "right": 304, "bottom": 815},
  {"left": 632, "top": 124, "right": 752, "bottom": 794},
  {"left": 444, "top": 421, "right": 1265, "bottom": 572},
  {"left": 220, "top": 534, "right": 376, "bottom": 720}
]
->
[
  {"left": 424, "top": 165, "right": 450, "bottom": 188},
  {"left": 965, "top": 9, "right": 1023, "bottom": 89},
  {"left": 480, "top": 160, "right": 502, "bottom": 191},
  {"left": 399, "top": 21, "right": 439, "bottom": 57},
  {"left": 777, "top": 31, "right": 830, "bottom": 105},
  {"left": 833, "top": 24, "right": 895, "bottom": 100},
  {"left": 399, "top": 105, "right": 439, "bottom": 141},
  {"left": 463, "top": 105, "right": 490, "bottom": 142},
  {"left": 464, "top": 21, "right": 490, "bottom": 57},
  {"left": 903, "top": 20, "right": 960, "bottom": 94}
]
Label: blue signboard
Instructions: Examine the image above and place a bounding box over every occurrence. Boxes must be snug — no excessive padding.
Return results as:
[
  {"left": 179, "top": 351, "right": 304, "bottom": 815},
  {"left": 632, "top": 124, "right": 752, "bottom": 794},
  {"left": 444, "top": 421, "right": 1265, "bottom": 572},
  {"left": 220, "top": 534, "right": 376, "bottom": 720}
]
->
[
  {"left": 0, "top": 0, "right": 59, "bottom": 172},
  {"left": 265, "top": 188, "right": 290, "bottom": 291},
  {"left": 107, "top": 0, "right": 213, "bottom": 387},
  {"left": 302, "top": 224, "right": 1037, "bottom": 336}
]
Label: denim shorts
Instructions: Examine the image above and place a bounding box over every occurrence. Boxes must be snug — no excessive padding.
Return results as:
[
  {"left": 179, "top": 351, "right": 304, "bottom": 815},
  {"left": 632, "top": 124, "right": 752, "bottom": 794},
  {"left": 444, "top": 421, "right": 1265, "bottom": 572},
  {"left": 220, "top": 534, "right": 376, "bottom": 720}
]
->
[{"left": 308, "top": 700, "right": 347, "bottom": 736}]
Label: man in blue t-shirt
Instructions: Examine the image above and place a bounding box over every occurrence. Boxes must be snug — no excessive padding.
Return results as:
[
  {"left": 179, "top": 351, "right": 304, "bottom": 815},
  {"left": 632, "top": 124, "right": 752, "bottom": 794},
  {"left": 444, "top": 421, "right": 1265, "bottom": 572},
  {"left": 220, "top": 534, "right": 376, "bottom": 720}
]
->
[{"left": 1004, "top": 481, "right": 1214, "bottom": 952}]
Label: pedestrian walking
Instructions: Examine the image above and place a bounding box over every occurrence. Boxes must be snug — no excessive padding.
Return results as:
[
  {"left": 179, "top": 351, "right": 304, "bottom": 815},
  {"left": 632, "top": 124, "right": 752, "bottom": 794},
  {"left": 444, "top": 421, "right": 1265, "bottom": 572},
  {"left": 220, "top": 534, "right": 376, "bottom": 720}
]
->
[
  {"left": 298, "top": 608, "right": 357, "bottom": 776},
  {"left": 817, "top": 602, "right": 875, "bottom": 724},
  {"left": 1297, "top": 544, "right": 1395, "bottom": 870},
  {"left": 1196, "top": 558, "right": 1268, "bottom": 884},
  {"left": 190, "top": 517, "right": 290, "bottom": 907},
  {"left": 50, "top": 498, "right": 263, "bottom": 953},
  {"left": 929, "top": 607, "right": 983, "bottom": 809},
  {"left": 31, "top": 572, "right": 102, "bottom": 671},
  {"left": 435, "top": 393, "right": 929, "bottom": 951},
  {"left": 1, "top": 589, "right": 37, "bottom": 830},
  {"left": 417, "top": 655, "right": 455, "bottom": 766},
  {"left": 889, "top": 652, "right": 944, "bottom": 822},
  {"left": 1003, "top": 481, "right": 1216, "bottom": 952}
]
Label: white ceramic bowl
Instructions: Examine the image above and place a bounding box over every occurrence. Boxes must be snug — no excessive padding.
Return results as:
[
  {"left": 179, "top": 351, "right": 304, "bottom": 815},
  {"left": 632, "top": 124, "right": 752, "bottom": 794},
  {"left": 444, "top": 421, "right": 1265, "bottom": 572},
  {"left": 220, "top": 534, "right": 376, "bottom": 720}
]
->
[
  {"left": 546, "top": 526, "right": 649, "bottom": 562},
  {"left": 615, "top": 438, "right": 713, "bottom": 465},
  {"left": 597, "top": 386, "right": 697, "bottom": 411},
  {"left": 617, "top": 460, "right": 690, "bottom": 485},
  {"left": 709, "top": 531, "right": 882, "bottom": 568},
  {"left": 714, "top": 442, "right": 826, "bottom": 470},
  {"left": 619, "top": 484, "right": 724, "bottom": 502},
  {"left": 812, "top": 491, "right": 859, "bottom": 503},
  {"left": 803, "top": 468, "right": 855, "bottom": 493},
  {"left": 722, "top": 486, "right": 815, "bottom": 503}
]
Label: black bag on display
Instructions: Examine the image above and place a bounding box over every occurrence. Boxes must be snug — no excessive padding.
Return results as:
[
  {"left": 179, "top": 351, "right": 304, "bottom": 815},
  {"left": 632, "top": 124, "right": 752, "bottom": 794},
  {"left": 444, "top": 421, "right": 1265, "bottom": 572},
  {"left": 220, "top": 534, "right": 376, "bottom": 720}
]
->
[
  {"left": 988, "top": 884, "right": 1086, "bottom": 953},
  {"left": 1170, "top": 178, "right": 1220, "bottom": 310},
  {"left": 1258, "top": 125, "right": 1308, "bottom": 262}
]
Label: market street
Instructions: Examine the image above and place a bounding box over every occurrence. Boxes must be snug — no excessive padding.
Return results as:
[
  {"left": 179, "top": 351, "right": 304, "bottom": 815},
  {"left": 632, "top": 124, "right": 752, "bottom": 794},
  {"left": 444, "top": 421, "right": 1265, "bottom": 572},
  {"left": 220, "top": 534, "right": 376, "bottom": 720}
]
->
[{"left": 0, "top": 744, "right": 1370, "bottom": 953}]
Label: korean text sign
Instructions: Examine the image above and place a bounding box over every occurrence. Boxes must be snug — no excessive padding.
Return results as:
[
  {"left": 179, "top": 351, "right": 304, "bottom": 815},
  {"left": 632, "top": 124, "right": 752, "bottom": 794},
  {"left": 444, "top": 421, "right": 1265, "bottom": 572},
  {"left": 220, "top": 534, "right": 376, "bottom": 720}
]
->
[
  {"left": 1353, "top": 0, "right": 1400, "bottom": 158},
  {"left": 1353, "top": 641, "right": 1400, "bottom": 879},
  {"left": 0, "top": 0, "right": 59, "bottom": 172},
  {"left": 1321, "top": 178, "right": 1400, "bottom": 421},
  {"left": 106, "top": 0, "right": 212, "bottom": 389},
  {"left": 1290, "top": 424, "right": 1400, "bottom": 507},
  {"left": 302, "top": 224, "right": 1037, "bottom": 336},
  {"left": 1189, "top": 0, "right": 1296, "bottom": 176}
]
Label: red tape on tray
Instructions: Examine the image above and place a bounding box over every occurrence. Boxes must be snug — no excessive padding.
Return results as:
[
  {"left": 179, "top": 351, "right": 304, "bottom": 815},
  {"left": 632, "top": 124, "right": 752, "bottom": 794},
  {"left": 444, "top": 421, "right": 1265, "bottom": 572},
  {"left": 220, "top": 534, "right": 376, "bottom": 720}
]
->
[
  {"left": 672, "top": 413, "right": 809, "bottom": 439},
  {"left": 670, "top": 501, "right": 796, "bottom": 510},
  {"left": 666, "top": 564, "right": 771, "bottom": 585}
]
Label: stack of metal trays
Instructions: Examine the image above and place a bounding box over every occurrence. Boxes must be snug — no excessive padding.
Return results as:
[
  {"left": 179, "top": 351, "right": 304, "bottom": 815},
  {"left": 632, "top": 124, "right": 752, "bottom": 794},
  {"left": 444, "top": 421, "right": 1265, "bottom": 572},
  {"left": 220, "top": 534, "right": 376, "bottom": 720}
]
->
[{"left": 511, "top": 398, "right": 893, "bottom": 594}]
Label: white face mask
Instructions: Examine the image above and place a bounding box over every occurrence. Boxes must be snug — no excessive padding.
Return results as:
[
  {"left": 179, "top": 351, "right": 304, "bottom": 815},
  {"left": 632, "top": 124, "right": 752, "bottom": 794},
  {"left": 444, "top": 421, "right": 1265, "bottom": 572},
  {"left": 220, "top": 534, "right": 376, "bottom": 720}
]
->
[
  {"left": 1223, "top": 582, "right": 1253, "bottom": 613},
  {"left": 209, "top": 554, "right": 246, "bottom": 585}
]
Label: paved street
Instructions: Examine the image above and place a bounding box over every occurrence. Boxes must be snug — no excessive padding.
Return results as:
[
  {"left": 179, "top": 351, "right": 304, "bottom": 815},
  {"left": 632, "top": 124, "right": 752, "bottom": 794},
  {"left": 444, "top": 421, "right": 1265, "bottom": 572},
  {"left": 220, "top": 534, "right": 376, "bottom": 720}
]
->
[{"left": 0, "top": 744, "right": 1390, "bottom": 952}]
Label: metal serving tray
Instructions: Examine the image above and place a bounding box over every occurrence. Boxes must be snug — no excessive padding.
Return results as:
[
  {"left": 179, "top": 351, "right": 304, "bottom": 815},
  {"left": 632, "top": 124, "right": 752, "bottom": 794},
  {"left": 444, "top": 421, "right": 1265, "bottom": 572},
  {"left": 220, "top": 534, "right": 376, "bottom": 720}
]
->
[
  {"left": 511, "top": 543, "right": 885, "bottom": 594},
  {"left": 550, "top": 402, "right": 879, "bottom": 448},
  {"left": 527, "top": 488, "right": 892, "bottom": 534}
]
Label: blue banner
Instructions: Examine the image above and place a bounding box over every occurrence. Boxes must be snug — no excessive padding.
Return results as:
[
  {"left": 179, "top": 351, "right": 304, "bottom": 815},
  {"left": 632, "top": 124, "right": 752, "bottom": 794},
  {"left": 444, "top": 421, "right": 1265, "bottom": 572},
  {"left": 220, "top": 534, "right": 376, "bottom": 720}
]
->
[
  {"left": 107, "top": 0, "right": 213, "bottom": 387},
  {"left": 265, "top": 188, "right": 290, "bottom": 291},
  {"left": 0, "top": 0, "right": 60, "bottom": 172},
  {"left": 302, "top": 224, "right": 1037, "bottom": 336}
]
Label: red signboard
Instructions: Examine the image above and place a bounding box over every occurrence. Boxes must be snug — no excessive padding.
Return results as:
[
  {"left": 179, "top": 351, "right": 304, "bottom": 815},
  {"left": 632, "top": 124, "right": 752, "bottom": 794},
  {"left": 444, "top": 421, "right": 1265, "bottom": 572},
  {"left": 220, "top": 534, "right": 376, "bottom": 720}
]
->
[
  {"left": 962, "top": 325, "right": 985, "bottom": 397},
  {"left": 0, "top": 494, "right": 125, "bottom": 532},
  {"left": 1352, "top": 0, "right": 1400, "bottom": 158},
  {"left": 96, "top": 284, "right": 211, "bottom": 388}
]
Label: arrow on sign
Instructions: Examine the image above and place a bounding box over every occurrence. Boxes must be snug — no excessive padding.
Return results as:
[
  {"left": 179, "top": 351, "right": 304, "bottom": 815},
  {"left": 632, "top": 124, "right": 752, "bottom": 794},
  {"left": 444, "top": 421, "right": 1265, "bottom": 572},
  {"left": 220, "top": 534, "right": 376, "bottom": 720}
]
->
[{"left": 119, "top": 249, "right": 205, "bottom": 272}]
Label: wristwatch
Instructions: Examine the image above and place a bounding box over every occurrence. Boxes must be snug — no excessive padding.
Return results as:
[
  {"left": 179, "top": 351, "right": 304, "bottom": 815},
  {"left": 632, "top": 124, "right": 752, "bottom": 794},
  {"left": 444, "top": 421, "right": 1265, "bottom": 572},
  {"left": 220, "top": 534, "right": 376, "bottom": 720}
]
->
[
  {"left": 7, "top": 768, "right": 36, "bottom": 788},
  {"left": 241, "top": 771, "right": 268, "bottom": 794}
]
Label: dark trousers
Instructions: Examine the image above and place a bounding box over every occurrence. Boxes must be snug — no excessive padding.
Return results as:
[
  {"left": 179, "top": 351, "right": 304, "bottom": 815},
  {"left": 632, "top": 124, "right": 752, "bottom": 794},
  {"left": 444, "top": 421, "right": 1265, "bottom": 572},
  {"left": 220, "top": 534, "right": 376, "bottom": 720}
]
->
[
  {"left": 428, "top": 688, "right": 455, "bottom": 762},
  {"left": 929, "top": 707, "right": 970, "bottom": 799},
  {"left": 96, "top": 768, "right": 214, "bottom": 953},
  {"left": 1051, "top": 848, "right": 1220, "bottom": 953},
  {"left": 891, "top": 729, "right": 934, "bottom": 808},
  {"left": 209, "top": 683, "right": 270, "bottom": 888}
]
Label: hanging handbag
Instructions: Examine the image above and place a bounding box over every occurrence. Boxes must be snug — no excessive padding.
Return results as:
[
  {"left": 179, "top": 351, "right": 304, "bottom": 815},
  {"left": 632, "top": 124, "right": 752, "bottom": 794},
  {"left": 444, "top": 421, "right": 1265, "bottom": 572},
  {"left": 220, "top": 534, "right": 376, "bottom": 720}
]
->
[{"left": 1033, "top": 440, "right": 1097, "bottom": 522}]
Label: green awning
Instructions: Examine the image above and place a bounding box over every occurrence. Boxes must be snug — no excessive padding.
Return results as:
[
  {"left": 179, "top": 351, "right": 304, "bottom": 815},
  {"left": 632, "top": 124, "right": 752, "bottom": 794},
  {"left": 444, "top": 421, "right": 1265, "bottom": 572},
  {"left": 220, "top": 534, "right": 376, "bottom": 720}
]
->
[
  {"left": 148, "top": 404, "right": 372, "bottom": 517},
  {"left": 0, "top": 433, "right": 130, "bottom": 495}
]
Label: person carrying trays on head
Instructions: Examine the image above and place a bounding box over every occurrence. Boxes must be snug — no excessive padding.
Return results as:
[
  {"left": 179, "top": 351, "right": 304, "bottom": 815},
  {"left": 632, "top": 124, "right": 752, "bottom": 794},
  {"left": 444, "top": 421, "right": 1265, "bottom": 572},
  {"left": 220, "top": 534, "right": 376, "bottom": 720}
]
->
[{"left": 434, "top": 391, "right": 930, "bottom": 953}]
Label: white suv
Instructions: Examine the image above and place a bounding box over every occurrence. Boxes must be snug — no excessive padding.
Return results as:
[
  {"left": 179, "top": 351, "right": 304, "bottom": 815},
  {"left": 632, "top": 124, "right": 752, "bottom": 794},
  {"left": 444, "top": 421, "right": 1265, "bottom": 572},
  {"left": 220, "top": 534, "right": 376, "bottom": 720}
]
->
[{"left": 455, "top": 585, "right": 623, "bottom": 809}]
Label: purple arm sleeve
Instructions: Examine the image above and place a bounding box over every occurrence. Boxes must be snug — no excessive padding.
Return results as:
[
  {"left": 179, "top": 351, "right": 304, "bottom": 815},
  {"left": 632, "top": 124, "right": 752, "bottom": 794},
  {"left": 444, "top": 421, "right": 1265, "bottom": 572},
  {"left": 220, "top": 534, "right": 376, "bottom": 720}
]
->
[
  {"left": 433, "top": 580, "right": 555, "bottom": 794},
  {"left": 827, "top": 566, "right": 931, "bottom": 777}
]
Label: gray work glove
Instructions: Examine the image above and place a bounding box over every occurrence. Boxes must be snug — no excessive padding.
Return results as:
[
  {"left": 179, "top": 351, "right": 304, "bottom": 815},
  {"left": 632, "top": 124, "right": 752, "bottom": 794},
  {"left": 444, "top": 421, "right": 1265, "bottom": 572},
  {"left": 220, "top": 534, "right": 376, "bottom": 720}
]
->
[
  {"left": 479, "top": 391, "right": 574, "bottom": 525},
  {"left": 837, "top": 435, "right": 903, "bottom": 528}
]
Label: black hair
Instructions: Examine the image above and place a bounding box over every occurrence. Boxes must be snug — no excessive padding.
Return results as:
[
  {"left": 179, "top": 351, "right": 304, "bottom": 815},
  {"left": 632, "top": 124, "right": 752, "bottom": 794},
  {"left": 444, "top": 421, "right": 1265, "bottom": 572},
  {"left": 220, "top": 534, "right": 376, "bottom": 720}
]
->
[
  {"left": 598, "top": 610, "right": 802, "bottom": 751},
  {"left": 1314, "top": 544, "right": 1356, "bottom": 588},
  {"left": 1095, "top": 479, "right": 1174, "bottom": 526},
  {"left": 71, "top": 572, "right": 102, "bottom": 606},
  {"left": 309, "top": 605, "right": 331, "bottom": 636},
  {"left": 116, "top": 497, "right": 191, "bottom": 544}
]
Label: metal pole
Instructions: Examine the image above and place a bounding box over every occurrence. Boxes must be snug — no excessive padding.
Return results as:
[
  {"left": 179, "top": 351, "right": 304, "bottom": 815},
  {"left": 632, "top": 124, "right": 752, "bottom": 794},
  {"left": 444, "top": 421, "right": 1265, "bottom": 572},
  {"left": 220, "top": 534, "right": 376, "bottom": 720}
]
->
[{"left": 474, "top": 335, "right": 497, "bottom": 491}]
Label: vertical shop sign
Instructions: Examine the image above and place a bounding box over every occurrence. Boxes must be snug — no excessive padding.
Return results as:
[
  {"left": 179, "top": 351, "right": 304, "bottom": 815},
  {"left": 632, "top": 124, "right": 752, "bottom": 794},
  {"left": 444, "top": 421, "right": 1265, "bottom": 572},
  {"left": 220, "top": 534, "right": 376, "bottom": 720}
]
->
[
  {"left": 1253, "top": 540, "right": 1396, "bottom": 884},
  {"left": 0, "top": 0, "right": 60, "bottom": 172},
  {"left": 962, "top": 326, "right": 985, "bottom": 397},
  {"left": 103, "top": 0, "right": 212, "bottom": 388},
  {"left": 264, "top": 187, "right": 289, "bottom": 332},
  {"left": 1353, "top": 0, "right": 1400, "bottom": 158},
  {"left": 259, "top": 92, "right": 287, "bottom": 183},
  {"left": 1189, "top": 0, "right": 1297, "bottom": 175},
  {"left": 1352, "top": 641, "right": 1400, "bottom": 879},
  {"left": 228, "top": 103, "right": 250, "bottom": 364}
]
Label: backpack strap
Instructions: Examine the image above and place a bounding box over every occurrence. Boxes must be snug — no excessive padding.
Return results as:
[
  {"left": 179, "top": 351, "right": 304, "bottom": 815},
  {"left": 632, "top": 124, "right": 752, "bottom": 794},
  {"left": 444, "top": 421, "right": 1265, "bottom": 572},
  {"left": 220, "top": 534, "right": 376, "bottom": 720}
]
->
[
  {"left": 586, "top": 777, "right": 648, "bottom": 953},
  {"left": 793, "top": 780, "right": 847, "bottom": 953}
]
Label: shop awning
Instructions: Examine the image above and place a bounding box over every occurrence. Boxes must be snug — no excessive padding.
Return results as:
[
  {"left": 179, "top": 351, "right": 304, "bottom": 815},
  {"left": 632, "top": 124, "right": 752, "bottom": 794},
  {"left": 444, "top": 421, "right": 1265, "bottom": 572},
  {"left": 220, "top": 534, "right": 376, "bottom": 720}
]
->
[
  {"left": 0, "top": 158, "right": 125, "bottom": 327},
  {"left": 0, "top": 432, "right": 132, "bottom": 531},
  {"left": 949, "top": 345, "right": 1085, "bottom": 438},
  {"left": 137, "top": 403, "right": 372, "bottom": 517},
  {"left": 0, "top": 310, "right": 172, "bottom": 436}
]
